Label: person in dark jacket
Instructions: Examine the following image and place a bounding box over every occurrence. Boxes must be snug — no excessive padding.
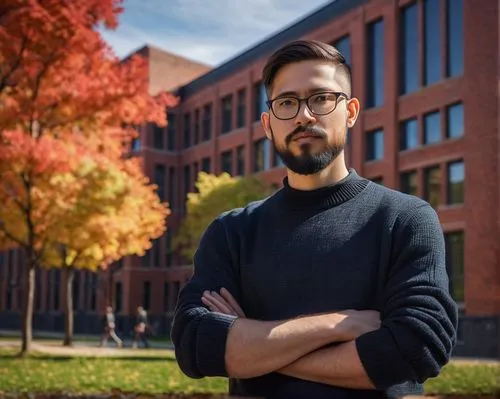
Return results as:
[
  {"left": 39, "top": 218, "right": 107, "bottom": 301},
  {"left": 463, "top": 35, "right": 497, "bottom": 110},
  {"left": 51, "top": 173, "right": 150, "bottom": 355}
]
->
[
  {"left": 171, "top": 39, "right": 458, "bottom": 399},
  {"left": 132, "top": 306, "right": 150, "bottom": 348}
]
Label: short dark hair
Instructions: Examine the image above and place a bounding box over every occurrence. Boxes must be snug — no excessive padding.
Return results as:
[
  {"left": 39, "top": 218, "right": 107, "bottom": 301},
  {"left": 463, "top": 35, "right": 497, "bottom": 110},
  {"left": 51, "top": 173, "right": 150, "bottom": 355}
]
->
[{"left": 262, "top": 39, "right": 352, "bottom": 98}]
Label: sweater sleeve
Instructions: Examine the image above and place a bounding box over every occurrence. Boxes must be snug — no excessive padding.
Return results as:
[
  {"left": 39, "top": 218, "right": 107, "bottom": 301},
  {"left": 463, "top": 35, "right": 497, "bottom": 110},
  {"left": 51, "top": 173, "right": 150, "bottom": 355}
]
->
[
  {"left": 170, "top": 216, "right": 240, "bottom": 378},
  {"left": 355, "top": 203, "right": 458, "bottom": 389}
]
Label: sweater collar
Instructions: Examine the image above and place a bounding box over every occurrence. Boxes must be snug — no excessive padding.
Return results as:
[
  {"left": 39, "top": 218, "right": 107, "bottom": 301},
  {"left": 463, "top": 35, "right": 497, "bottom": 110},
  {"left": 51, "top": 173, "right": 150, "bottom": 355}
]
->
[{"left": 280, "top": 168, "right": 369, "bottom": 209}]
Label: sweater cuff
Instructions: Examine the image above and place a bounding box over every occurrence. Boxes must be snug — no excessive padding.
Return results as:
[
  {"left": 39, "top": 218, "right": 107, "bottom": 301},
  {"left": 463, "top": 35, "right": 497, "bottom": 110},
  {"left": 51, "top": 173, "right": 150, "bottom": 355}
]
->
[
  {"left": 355, "top": 328, "right": 412, "bottom": 389},
  {"left": 196, "top": 312, "right": 238, "bottom": 376}
]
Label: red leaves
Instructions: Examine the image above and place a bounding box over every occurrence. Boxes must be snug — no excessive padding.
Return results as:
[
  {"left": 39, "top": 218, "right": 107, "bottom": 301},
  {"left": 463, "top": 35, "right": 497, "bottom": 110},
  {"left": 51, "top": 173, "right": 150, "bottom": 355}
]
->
[{"left": 0, "top": 0, "right": 178, "bottom": 138}]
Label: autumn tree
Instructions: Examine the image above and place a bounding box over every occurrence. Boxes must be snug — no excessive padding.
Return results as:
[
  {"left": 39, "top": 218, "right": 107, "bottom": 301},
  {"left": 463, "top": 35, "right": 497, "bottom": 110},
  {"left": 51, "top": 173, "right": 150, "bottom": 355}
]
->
[
  {"left": 41, "top": 147, "right": 168, "bottom": 346},
  {"left": 0, "top": 0, "right": 177, "bottom": 354},
  {"left": 174, "top": 172, "right": 274, "bottom": 262}
]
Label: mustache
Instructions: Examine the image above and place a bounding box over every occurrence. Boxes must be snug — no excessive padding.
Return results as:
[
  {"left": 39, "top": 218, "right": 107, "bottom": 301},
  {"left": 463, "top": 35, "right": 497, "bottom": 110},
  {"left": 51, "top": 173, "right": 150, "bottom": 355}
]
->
[{"left": 285, "top": 125, "right": 327, "bottom": 145}]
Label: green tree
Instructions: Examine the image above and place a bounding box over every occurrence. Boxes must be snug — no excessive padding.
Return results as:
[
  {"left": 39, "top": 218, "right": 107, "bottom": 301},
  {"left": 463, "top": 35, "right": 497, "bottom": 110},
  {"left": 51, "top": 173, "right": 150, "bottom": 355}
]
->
[{"left": 174, "top": 172, "right": 274, "bottom": 261}]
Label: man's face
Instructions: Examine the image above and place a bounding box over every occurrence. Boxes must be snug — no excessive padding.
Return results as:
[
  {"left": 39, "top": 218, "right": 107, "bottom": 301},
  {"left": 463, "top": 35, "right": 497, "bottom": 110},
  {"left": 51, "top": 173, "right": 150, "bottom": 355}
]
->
[{"left": 262, "top": 60, "right": 358, "bottom": 175}]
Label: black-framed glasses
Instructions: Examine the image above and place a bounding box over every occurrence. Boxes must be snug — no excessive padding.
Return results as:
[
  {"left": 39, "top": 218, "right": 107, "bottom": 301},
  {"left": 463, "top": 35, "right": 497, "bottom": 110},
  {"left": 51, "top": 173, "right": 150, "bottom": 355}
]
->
[{"left": 266, "top": 91, "right": 348, "bottom": 120}]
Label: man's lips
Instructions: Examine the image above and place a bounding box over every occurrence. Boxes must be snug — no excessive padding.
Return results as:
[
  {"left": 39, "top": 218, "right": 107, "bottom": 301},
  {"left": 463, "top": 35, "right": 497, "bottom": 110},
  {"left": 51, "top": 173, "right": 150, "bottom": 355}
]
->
[{"left": 293, "top": 133, "right": 323, "bottom": 141}]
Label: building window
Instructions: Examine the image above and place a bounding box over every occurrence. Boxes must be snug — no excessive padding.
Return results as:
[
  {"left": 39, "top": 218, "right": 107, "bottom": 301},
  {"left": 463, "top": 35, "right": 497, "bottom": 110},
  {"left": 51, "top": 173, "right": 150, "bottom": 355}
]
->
[
  {"left": 370, "top": 177, "right": 384, "bottom": 185},
  {"left": 366, "top": 19, "right": 384, "bottom": 108},
  {"left": 201, "top": 157, "right": 211, "bottom": 173},
  {"left": 154, "top": 164, "right": 165, "bottom": 202},
  {"left": 35, "top": 265, "right": 42, "bottom": 311},
  {"left": 400, "top": 118, "right": 419, "bottom": 151},
  {"left": 143, "top": 281, "right": 151, "bottom": 311},
  {"left": 183, "top": 113, "right": 191, "bottom": 149},
  {"left": 366, "top": 129, "right": 384, "bottom": 161},
  {"left": 400, "top": 3, "right": 418, "bottom": 95},
  {"left": 142, "top": 247, "right": 151, "bottom": 268},
  {"left": 424, "top": 166, "right": 441, "bottom": 208},
  {"left": 131, "top": 137, "right": 141, "bottom": 151},
  {"left": 114, "top": 282, "right": 122, "bottom": 313},
  {"left": 153, "top": 238, "right": 161, "bottom": 267},
  {"left": 202, "top": 103, "right": 212, "bottom": 141},
  {"left": 193, "top": 109, "right": 200, "bottom": 145},
  {"left": 447, "top": 0, "right": 463, "bottom": 77},
  {"left": 5, "top": 253, "right": 14, "bottom": 310},
  {"left": 163, "top": 282, "right": 170, "bottom": 312},
  {"left": 445, "top": 231, "right": 464, "bottom": 302},
  {"left": 446, "top": 103, "right": 464, "bottom": 139},
  {"left": 167, "top": 114, "right": 176, "bottom": 150},
  {"left": 72, "top": 271, "right": 80, "bottom": 311},
  {"left": 333, "top": 35, "right": 351, "bottom": 66},
  {"left": 254, "top": 82, "right": 267, "bottom": 121},
  {"left": 221, "top": 94, "right": 233, "bottom": 134},
  {"left": 400, "top": 170, "right": 418, "bottom": 196},
  {"left": 221, "top": 150, "right": 232, "bottom": 175},
  {"left": 183, "top": 165, "right": 191, "bottom": 211},
  {"left": 237, "top": 89, "right": 246, "bottom": 128},
  {"left": 165, "top": 230, "right": 172, "bottom": 267},
  {"left": 236, "top": 145, "right": 245, "bottom": 176},
  {"left": 424, "top": 0, "right": 442, "bottom": 86},
  {"left": 53, "top": 269, "right": 60, "bottom": 311},
  {"left": 168, "top": 167, "right": 175, "bottom": 208},
  {"left": 447, "top": 160, "right": 464, "bottom": 205},
  {"left": 254, "top": 138, "right": 270, "bottom": 172},
  {"left": 90, "top": 273, "right": 97, "bottom": 311},
  {"left": 153, "top": 124, "right": 164, "bottom": 149},
  {"left": 193, "top": 161, "right": 199, "bottom": 186},
  {"left": 424, "top": 111, "right": 441, "bottom": 145}
]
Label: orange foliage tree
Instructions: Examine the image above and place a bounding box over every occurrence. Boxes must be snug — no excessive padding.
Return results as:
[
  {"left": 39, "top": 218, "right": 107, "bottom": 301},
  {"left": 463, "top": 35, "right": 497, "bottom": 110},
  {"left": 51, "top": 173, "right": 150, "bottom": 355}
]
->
[
  {"left": 0, "top": 0, "right": 177, "bottom": 354},
  {"left": 41, "top": 138, "right": 169, "bottom": 346}
]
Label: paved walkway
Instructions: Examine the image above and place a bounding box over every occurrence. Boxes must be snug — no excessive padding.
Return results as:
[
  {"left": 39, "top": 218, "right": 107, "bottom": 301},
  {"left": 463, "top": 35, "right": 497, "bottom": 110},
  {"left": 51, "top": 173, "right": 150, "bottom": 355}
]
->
[
  {"left": 0, "top": 329, "right": 174, "bottom": 356},
  {"left": 0, "top": 339, "right": 174, "bottom": 357}
]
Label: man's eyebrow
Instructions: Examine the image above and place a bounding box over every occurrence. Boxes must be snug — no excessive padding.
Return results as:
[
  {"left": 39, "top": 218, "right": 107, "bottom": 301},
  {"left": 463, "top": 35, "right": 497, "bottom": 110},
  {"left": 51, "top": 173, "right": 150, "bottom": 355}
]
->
[{"left": 273, "top": 87, "right": 336, "bottom": 98}]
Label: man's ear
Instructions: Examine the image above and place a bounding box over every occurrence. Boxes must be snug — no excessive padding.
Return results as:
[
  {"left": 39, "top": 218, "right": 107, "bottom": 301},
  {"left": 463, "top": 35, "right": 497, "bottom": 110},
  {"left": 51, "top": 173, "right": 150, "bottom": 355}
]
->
[
  {"left": 261, "top": 112, "right": 273, "bottom": 140},
  {"left": 346, "top": 97, "right": 360, "bottom": 128}
]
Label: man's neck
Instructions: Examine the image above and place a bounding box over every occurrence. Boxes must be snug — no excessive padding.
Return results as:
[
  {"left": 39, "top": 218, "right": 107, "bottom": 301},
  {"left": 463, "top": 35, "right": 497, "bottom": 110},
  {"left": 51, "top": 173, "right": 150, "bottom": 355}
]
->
[{"left": 286, "top": 153, "right": 349, "bottom": 191}]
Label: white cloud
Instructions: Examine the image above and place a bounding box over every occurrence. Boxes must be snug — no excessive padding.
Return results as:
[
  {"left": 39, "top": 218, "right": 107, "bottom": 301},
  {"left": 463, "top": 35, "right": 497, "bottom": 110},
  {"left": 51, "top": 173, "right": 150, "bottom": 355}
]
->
[{"left": 100, "top": 0, "right": 332, "bottom": 65}]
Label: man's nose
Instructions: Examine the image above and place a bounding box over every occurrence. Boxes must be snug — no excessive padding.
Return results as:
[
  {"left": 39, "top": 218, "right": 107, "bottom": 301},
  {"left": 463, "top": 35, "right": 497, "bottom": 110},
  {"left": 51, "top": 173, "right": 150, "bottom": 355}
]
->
[{"left": 295, "top": 101, "right": 316, "bottom": 125}]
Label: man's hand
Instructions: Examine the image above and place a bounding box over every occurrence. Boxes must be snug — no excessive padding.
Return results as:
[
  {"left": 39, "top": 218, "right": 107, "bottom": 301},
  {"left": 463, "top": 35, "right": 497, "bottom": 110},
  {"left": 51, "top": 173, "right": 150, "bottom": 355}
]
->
[
  {"left": 202, "top": 287, "right": 246, "bottom": 317},
  {"left": 202, "top": 289, "right": 380, "bottom": 341}
]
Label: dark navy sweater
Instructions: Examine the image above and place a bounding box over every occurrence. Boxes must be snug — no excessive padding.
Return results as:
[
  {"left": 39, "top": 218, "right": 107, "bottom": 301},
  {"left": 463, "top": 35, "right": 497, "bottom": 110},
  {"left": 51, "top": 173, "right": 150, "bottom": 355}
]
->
[{"left": 171, "top": 169, "right": 458, "bottom": 398}]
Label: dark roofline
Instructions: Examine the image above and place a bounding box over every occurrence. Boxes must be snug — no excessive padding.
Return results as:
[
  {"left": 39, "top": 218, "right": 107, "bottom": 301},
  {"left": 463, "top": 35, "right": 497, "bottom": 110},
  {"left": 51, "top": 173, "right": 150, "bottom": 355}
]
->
[{"left": 178, "top": 0, "right": 368, "bottom": 99}]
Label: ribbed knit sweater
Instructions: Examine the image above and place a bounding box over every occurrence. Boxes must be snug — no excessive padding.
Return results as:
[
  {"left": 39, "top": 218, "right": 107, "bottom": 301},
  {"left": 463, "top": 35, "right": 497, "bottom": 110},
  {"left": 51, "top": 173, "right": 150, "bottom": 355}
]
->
[{"left": 171, "top": 169, "right": 458, "bottom": 398}]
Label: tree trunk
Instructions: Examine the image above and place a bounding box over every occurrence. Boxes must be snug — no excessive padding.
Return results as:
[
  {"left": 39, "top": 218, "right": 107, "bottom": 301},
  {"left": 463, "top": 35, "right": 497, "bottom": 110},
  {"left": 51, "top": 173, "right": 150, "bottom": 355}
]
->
[
  {"left": 63, "top": 267, "right": 75, "bottom": 346},
  {"left": 20, "top": 259, "right": 35, "bottom": 355}
]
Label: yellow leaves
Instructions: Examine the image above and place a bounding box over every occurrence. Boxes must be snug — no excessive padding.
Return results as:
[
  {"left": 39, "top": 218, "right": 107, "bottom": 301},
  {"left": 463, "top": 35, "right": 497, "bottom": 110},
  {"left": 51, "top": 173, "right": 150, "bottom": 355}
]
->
[{"left": 174, "top": 172, "right": 273, "bottom": 261}]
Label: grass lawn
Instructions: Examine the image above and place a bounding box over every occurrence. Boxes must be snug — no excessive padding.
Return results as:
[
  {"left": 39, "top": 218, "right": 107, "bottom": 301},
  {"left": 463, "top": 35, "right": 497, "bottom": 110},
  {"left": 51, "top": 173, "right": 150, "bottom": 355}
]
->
[
  {"left": 0, "top": 348, "right": 498, "bottom": 396},
  {"left": 0, "top": 348, "right": 226, "bottom": 395}
]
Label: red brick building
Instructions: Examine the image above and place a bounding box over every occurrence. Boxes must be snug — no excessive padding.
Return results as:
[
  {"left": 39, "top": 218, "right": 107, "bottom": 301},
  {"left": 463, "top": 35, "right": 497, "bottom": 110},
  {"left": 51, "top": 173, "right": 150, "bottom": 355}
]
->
[{"left": 1, "top": 0, "right": 498, "bottom": 357}]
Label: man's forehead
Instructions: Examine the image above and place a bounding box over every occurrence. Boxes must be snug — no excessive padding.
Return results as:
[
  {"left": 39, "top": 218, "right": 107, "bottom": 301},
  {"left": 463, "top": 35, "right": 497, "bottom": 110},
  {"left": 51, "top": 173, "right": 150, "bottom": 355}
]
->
[{"left": 271, "top": 61, "right": 345, "bottom": 97}]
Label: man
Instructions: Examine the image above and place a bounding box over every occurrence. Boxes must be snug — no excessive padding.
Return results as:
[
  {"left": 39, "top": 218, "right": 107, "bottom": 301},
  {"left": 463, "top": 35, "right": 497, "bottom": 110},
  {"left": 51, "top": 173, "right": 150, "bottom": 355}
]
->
[
  {"left": 171, "top": 40, "right": 458, "bottom": 398},
  {"left": 132, "top": 306, "right": 150, "bottom": 348},
  {"left": 99, "top": 306, "right": 123, "bottom": 348}
]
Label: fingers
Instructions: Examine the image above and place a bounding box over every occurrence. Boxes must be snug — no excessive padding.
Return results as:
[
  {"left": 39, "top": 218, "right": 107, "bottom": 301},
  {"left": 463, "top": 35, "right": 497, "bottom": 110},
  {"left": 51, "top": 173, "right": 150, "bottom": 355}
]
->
[
  {"left": 220, "top": 288, "right": 246, "bottom": 317},
  {"left": 202, "top": 290, "right": 237, "bottom": 316}
]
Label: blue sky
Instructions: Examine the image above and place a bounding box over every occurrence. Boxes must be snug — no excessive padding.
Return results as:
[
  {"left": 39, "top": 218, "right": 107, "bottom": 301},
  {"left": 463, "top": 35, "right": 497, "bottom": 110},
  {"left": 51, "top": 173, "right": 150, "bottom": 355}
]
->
[{"left": 100, "top": 0, "right": 332, "bottom": 66}]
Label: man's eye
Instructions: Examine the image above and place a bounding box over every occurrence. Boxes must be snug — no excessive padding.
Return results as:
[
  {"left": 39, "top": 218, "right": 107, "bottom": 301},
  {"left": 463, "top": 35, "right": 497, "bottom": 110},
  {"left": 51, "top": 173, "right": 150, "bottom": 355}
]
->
[
  {"left": 278, "top": 99, "right": 294, "bottom": 107},
  {"left": 314, "top": 95, "right": 329, "bottom": 103}
]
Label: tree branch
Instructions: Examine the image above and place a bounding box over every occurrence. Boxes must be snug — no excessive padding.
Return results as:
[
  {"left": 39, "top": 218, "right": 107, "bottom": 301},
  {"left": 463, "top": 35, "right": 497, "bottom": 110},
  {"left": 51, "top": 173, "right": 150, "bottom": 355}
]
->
[{"left": 0, "top": 35, "right": 28, "bottom": 93}]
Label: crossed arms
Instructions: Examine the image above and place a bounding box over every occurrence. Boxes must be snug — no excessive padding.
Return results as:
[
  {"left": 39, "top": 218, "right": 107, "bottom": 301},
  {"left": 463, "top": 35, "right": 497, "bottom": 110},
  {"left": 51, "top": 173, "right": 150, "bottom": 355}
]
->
[
  {"left": 202, "top": 288, "right": 379, "bottom": 389},
  {"left": 171, "top": 205, "right": 458, "bottom": 390}
]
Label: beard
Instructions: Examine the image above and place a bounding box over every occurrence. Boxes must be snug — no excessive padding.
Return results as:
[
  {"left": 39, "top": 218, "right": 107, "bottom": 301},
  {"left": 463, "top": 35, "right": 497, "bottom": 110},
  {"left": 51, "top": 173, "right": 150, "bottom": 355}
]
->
[{"left": 271, "top": 124, "right": 345, "bottom": 175}]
